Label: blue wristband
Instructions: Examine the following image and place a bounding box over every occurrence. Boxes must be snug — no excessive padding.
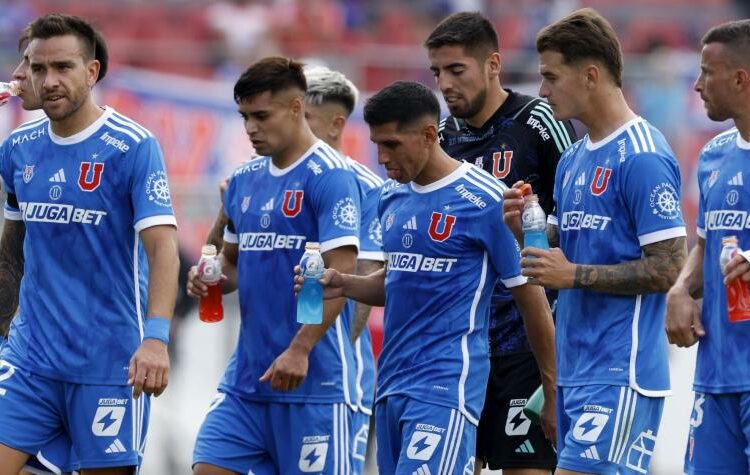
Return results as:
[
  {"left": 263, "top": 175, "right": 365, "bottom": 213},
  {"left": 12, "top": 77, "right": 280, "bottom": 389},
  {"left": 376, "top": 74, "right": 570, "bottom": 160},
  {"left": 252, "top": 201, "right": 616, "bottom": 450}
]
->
[{"left": 144, "top": 317, "right": 170, "bottom": 345}]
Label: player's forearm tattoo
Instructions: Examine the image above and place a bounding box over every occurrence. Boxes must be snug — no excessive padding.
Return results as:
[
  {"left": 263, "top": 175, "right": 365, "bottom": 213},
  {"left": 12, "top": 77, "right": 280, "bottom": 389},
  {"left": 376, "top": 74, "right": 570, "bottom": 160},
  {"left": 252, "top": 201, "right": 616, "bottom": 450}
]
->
[
  {"left": 573, "top": 237, "right": 687, "bottom": 294},
  {"left": 546, "top": 224, "right": 559, "bottom": 248},
  {"left": 0, "top": 221, "right": 25, "bottom": 328},
  {"left": 350, "top": 259, "right": 384, "bottom": 343}
]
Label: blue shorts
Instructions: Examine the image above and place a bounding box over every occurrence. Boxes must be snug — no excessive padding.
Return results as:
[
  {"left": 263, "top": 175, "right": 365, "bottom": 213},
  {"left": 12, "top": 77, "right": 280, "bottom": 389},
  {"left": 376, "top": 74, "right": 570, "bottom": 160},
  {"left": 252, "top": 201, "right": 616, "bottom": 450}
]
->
[
  {"left": 557, "top": 385, "right": 663, "bottom": 474},
  {"left": 375, "top": 395, "right": 476, "bottom": 475},
  {"left": 23, "top": 430, "right": 76, "bottom": 474},
  {"left": 685, "top": 391, "right": 750, "bottom": 474},
  {"left": 193, "top": 392, "right": 355, "bottom": 474},
  {"left": 0, "top": 360, "right": 149, "bottom": 470},
  {"left": 350, "top": 409, "right": 371, "bottom": 475}
]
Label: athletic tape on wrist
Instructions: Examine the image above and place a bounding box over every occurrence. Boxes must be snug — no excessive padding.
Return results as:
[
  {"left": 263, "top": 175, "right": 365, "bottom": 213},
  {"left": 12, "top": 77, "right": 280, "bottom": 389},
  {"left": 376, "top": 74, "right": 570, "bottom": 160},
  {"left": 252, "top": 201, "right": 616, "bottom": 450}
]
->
[{"left": 144, "top": 317, "right": 170, "bottom": 345}]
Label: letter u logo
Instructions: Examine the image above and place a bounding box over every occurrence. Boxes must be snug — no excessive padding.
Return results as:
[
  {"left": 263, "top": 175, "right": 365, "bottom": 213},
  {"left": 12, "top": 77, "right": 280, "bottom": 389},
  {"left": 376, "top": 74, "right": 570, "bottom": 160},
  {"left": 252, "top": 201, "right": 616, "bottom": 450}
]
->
[
  {"left": 281, "top": 190, "right": 304, "bottom": 217},
  {"left": 78, "top": 162, "right": 104, "bottom": 192},
  {"left": 492, "top": 151, "right": 513, "bottom": 179},
  {"left": 590, "top": 166, "right": 612, "bottom": 196},
  {"left": 428, "top": 212, "right": 456, "bottom": 242}
]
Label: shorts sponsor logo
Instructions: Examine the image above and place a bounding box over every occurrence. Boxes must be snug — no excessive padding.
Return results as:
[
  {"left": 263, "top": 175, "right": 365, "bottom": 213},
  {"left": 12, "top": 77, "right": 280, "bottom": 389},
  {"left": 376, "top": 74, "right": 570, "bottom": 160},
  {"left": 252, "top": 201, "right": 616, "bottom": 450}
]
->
[
  {"left": 145, "top": 170, "right": 172, "bottom": 207},
  {"left": 625, "top": 430, "right": 657, "bottom": 474},
  {"left": 299, "top": 436, "right": 329, "bottom": 472},
  {"left": 19, "top": 202, "right": 107, "bottom": 225},
  {"left": 92, "top": 400, "right": 126, "bottom": 437},
  {"left": 406, "top": 430, "right": 441, "bottom": 461},
  {"left": 332, "top": 196, "right": 358, "bottom": 230},
  {"left": 560, "top": 211, "right": 612, "bottom": 231},
  {"left": 388, "top": 252, "right": 457, "bottom": 273},
  {"left": 505, "top": 401, "right": 531, "bottom": 436},
  {"left": 573, "top": 412, "right": 609, "bottom": 442},
  {"left": 649, "top": 183, "right": 680, "bottom": 219},
  {"left": 238, "top": 232, "right": 305, "bottom": 251}
]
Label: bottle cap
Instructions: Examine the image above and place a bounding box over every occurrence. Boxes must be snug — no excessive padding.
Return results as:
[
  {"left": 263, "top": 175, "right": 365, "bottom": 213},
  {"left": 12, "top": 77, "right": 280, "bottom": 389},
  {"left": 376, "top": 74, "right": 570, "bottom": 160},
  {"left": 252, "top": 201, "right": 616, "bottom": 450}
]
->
[
  {"left": 722, "top": 235, "right": 739, "bottom": 246},
  {"left": 525, "top": 194, "right": 540, "bottom": 203},
  {"left": 1, "top": 81, "right": 20, "bottom": 96},
  {"left": 304, "top": 242, "right": 320, "bottom": 251},
  {"left": 201, "top": 244, "right": 217, "bottom": 256}
]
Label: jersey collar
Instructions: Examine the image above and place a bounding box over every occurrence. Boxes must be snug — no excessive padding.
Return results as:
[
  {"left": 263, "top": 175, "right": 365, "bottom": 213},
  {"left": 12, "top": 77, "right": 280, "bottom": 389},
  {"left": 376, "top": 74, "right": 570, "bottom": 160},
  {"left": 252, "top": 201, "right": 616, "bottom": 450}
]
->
[
  {"left": 410, "top": 161, "right": 471, "bottom": 194},
  {"left": 268, "top": 139, "right": 324, "bottom": 177},
  {"left": 585, "top": 116, "right": 644, "bottom": 151},
  {"left": 48, "top": 106, "right": 113, "bottom": 146},
  {"left": 737, "top": 131, "right": 750, "bottom": 150}
]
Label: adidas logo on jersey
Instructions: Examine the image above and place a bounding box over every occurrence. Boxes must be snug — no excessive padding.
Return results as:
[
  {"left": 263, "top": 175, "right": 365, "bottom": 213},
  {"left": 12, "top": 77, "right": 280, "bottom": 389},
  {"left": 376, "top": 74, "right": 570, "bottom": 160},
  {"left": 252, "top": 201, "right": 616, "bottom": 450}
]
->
[
  {"left": 728, "top": 172, "right": 744, "bottom": 186},
  {"left": 580, "top": 446, "right": 600, "bottom": 460},
  {"left": 403, "top": 216, "right": 417, "bottom": 230},
  {"left": 413, "top": 463, "right": 432, "bottom": 475},
  {"left": 105, "top": 438, "right": 126, "bottom": 454},
  {"left": 261, "top": 198, "right": 274, "bottom": 211},
  {"left": 49, "top": 168, "right": 66, "bottom": 183},
  {"left": 575, "top": 172, "right": 586, "bottom": 186},
  {"left": 515, "top": 439, "right": 535, "bottom": 454}
]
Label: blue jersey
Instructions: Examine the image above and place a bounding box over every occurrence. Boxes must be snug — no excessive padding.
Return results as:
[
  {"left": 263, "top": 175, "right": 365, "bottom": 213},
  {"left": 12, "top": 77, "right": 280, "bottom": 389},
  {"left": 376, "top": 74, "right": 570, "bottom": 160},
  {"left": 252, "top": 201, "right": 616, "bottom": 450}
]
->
[
  {"left": 221, "top": 140, "right": 361, "bottom": 405},
  {"left": 550, "top": 117, "right": 685, "bottom": 395},
  {"left": 694, "top": 128, "right": 750, "bottom": 393},
  {"left": 0, "top": 108, "right": 176, "bottom": 384},
  {"left": 377, "top": 162, "right": 526, "bottom": 424},
  {"left": 345, "top": 156, "right": 384, "bottom": 414}
]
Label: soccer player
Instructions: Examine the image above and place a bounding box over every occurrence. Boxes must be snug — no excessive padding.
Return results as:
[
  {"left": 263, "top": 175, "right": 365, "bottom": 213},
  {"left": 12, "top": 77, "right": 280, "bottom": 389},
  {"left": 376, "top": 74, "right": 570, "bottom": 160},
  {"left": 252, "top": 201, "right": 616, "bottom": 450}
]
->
[
  {"left": 0, "top": 13, "right": 179, "bottom": 475},
  {"left": 187, "top": 57, "right": 361, "bottom": 475},
  {"left": 303, "top": 65, "right": 383, "bottom": 473},
  {"left": 666, "top": 19, "right": 750, "bottom": 475},
  {"left": 299, "top": 80, "right": 555, "bottom": 475},
  {"left": 502, "top": 8, "right": 687, "bottom": 474},
  {"left": 1, "top": 25, "right": 109, "bottom": 475},
  {"left": 425, "top": 12, "right": 574, "bottom": 474}
]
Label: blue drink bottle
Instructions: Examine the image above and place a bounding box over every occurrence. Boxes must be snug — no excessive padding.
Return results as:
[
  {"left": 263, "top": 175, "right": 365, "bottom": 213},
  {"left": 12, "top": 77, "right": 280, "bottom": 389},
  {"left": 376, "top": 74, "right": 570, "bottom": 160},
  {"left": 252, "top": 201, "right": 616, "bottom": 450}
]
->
[
  {"left": 522, "top": 194, "right": 550, "bottom": 252},
  {"left": 297, "top": 242, "right": 324, "bottom": 324}
]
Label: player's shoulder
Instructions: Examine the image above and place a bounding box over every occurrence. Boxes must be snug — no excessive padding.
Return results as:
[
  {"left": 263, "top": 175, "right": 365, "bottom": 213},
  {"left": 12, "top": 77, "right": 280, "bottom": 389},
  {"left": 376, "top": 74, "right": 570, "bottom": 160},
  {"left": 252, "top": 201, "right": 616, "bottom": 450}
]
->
[
  {"left": 3, "top": 114, "right": 50, "bottom": 150},
  {"left": 609, "top": 117, "right": 674, "bottom": 165},
  {"left": 522, "top": 97, "right": 574, "bottom": 143},
  {"left": 438, "top": 115, "right": 463, "bottom": 138},
  {"left": 345, "top": 156, "right": 384, "bottom": 191},
  {"left": 231, "top": 155, "right": 269, "bottom": 179},
  {"left": 379, "top": 178, "right": 406, "bottom": 200},
  {"left": 454, "top": 163, "right": 507, "bottom": 208},
  {"left": 700, "top": 127, "right": 738, "bottom": 156},
  {"left": 99, "top": 107, "right": 156, "bottom": 151}
]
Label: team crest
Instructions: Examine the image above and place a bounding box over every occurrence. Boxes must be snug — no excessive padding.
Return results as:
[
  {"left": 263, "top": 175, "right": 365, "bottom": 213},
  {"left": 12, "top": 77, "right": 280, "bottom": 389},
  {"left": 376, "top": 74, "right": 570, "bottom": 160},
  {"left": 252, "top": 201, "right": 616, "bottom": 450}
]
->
[
  {"left": 241, "top": 196, "right": 251, "bottom": 213},
  {"left": 590, "top": 166, "right": 612, "bottom": 196},
  {"left": 428, "top": 212, "right": 456, "bottom": 242},
  {"left": 707, "top": 170, "right": 719, "bottom": 188},
  {"left": 385, "top": 213, "right": 395, "bottom": 231},
  {"left": 282, "top": 190, "right": 304, "bottom": 217},
  {"left": 473, "top": 156, "right": 484, "bottom": 168},
  {"left": 562, "top": 170, "right": 571, "bottom": 187},
  {"left": 492, "top": 151, "right": 513, "bottom": 179},
  {"left": 23, "top": 165, "right": 34, "bottom": 183},
  {"left": 78, "top": 162, "right": 104, "bottom": 192}
]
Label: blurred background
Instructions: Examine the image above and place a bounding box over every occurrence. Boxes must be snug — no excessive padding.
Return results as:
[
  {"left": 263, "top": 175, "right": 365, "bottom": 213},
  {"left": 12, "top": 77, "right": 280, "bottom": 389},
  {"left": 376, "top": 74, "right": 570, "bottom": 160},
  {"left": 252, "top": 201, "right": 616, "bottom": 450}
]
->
[{"left": 0, "top": 0, "right": 745, "bottom": 473}]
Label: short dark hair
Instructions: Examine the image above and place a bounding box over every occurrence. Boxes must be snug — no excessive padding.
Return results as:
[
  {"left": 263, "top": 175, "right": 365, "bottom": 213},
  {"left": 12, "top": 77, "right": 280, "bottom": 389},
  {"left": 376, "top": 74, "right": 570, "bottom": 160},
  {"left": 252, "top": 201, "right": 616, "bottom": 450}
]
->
[
  {"left": 233, "top": 57, "right": 306, "bottom": 104},
  {"left": 424, "top": 11, "right": 498, "bottom": 60},
  {"left": 28, "top": 14, "right": 98, "bottom": 61},
  {"left": 702, "top": 20, "right": 750, "bottom": 67},
  {"left": 364, "top": 81, "right": 440, "bottom": 129},
  {"left": 536, "top": 8, "right": 623, "bottom": 88}
]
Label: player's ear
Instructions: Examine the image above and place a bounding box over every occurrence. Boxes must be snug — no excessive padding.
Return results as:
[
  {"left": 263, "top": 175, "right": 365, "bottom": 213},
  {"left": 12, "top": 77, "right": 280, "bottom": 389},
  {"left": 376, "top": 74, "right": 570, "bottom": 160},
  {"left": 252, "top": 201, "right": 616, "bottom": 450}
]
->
[
  {"left": 423, "top": 122, "right": 438, "bottom": 146},
  {"left": 583, "top": 63, "right": 599, "bottom": 90},
  {"left": 332, "top": 115, "right": 346, "bottom": 138},
  {"left": 86, "top": 59, "right": 100, "bottom": 88},
  {"left": 486, "top": 52, "right": 501, "bottom": 79},
  {"left": 735, "top": 67, "right": 750, "bottom": 92}
]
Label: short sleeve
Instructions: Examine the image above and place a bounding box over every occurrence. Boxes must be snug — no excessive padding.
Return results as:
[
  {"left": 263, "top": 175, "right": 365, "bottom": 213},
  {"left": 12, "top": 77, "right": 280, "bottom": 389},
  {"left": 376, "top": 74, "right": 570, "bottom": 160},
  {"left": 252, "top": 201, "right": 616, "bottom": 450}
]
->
[
  {"left": 358, "top": 185, "right": 384, "bottom": 261},
  {"left": 0, "top": 138, "right": 21, "bottom": 221},
  {"left": 696, "top": 167, "right": 707, "bottom": 240},
  {"left": 483, "top": 200, "right": 526, "bottom": 288},
  {"left": 309, "top": 168, "right": 360, "bottom": 253},
  {"left": 223, "top": 175, "right": 239, "bottom": 244},
  {"left": 131, "top": 137, "right": 177, "bottom": 232},
  {"left": 620, "top": 152, "right": 686, "bottom": 246}
]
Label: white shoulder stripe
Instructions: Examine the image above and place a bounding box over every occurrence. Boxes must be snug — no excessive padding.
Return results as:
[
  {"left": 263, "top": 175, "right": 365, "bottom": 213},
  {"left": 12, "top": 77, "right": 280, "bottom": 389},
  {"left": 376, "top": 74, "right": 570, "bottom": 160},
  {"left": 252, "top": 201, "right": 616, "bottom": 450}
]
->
[
  {"left": 534, "top": 103, "right": 573, "bottom": 148},
  {"left": 463, "top": 174, "right": 501, "bottom": 202},
  {"left": 316, "top": 148, "right": 336, "bottom": 169},
  {"left": 467, "top": 167, "right": 507, "bottom": 193},
  {"left": 636, "top": 121, "right": 656, "bottom": 152},
  {"left": 318, "top": 147, "right": 346, "bottom": 169},
  {"left": 105, "top": 120, "right": 142, "bottom": 143},
  {"left": 531, "top": 107, "right": 570, "bottom": 152},
  {"left": 351, "top": 160, "right": 384, "bottom": 186},
  {"left": 13, "top": 117, "right": 49, "bottom": 134},
  {"left": 633, "top": 123, "right": 648, "bottom": 152},
  {"left": 111, "top": 112, "right": 152, "bottom": 137},
  {"left": 355, "top": 170, "right": 380, "bottom": 189},
  {"left": 319, "top": 144, "right": 347, "bottom": 168},
  {"left": 625, "top": 127, "right": 641, "bottom": 154}
]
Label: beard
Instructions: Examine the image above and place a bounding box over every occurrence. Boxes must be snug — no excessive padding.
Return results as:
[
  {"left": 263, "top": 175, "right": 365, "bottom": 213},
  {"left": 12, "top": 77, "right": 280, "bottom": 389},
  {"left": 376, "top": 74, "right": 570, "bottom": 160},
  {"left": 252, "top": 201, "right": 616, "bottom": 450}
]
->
[{"left": 448, "top": 88, "right": 487, "bottom": 119}]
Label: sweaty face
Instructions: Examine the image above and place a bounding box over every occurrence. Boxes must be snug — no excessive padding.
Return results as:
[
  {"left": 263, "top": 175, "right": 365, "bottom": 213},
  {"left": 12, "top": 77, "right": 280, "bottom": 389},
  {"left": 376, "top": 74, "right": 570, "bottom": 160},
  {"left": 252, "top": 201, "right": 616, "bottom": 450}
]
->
[
  {"left": 428, "top": 44, "right": 489, "bottom": 119},
  {"left": 11, "top": 45, "right": 42, "bottom": 110},
  {"left": 28, "top": 34, "right": 97, "bottom": 122},
  {"left": 238, "top": 90, "right": 298, "bottom": 157},
  {"left": 694, "top": 42, "right": 736, "bottom": 122},
  {"left": 369, "top": 121, "right": 428, "bottom": 184},
  {"left": 538, "top": 50, "right": 585, "bottom": 121}
]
